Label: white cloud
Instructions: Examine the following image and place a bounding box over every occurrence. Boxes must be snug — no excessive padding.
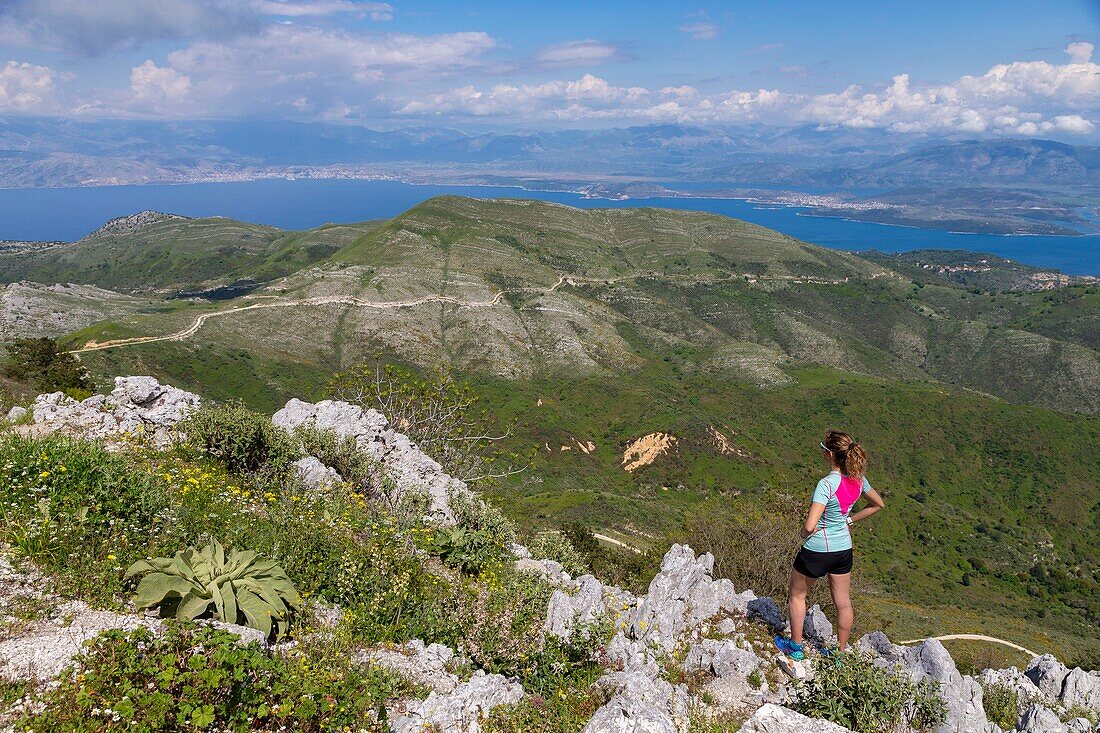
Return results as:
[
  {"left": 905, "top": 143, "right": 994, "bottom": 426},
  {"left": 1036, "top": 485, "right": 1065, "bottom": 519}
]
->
[
  {"left": 255, "top": 1, "right": 394, "bottom": 19},
  {"left": 0, "top": 0, "right": 258, "bottom": 55},
  {"left": 1066, "top": 41, "right": 1094, "bottom": 64},
  {"left": 130, "top": 60, "right": 193, "bottom": 113},
  {"left": 534, "top": 40, "right": 622, "bottom": 68},
  {"left": 0, "top": 59, "right": 56, "bottom": 112},
  {"left": 679, "top": 22, "right": 718, "bottom": 41},
  {"left": 394, "top": 44, "right": 1098, "bottom": 136},
  {"left": 0, "top": 0, "right": 394, "bottom": 57},
  {"left": 118, "top": 26, "right": 497, "bottom": 117}
]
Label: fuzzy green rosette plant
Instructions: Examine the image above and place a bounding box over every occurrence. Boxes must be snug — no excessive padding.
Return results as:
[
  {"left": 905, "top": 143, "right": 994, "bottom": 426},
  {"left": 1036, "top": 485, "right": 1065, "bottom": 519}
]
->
[{"left": 126, "top": 540, "right": 299, "bottom": 640}]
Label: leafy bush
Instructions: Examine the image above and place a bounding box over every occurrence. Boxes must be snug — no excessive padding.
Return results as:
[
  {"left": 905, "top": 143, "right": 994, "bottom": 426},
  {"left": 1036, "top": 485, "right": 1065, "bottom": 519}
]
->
[
  {"left": 527, "top": 529, "right": 589, "bottom": 577},
  {"left": 2, "top": 337, "right": 92, "bottom": 395},
  {"left": 482, "top": 686, "right": 602, "bottom": 733},
  {"left": 16, "top": 624, "right": 414, "bottom": 732},
  {"left": 180, "top": 401, "right": 299, "bottom": 477},
  {"left": 327, "top": 363, "right": 526, "bottom": 484},
  {"left": 0, "top": 434, "right": 170, "bottom": 604},
  {"left": 981, "top": 682, "right": 1019, "bottom": 730},
  {"left": 431, "top": 526, "right": 504, "bottom": 575},
  {"left": 439, "top": 569, "right": 609, "bottom": 696},
  {"left": 794, "top": 652, "right": 946, "bottom": 733},
  {"left": 127, "top": 540, "right": 299, "bottom": 640},
  {"left": 561, "top": 522, "right": 657, "bottom": 594},
  {"left": 294, "top": 424, "right": 375, "bottom": 485}
]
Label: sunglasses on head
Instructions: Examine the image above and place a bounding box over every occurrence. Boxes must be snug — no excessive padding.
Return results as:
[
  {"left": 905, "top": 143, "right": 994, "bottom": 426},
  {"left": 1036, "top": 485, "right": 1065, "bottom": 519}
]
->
[{"left": 819, "top": 441, "right": 829, "bottom": 452}]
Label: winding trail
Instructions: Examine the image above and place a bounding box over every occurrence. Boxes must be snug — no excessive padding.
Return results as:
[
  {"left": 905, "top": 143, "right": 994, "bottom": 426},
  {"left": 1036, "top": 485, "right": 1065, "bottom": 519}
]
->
[
  {"left": 899, "top": 634, "right": 1038, "bottom": 658},
  {"left": 72, "top": 274, "right": 569, "bottom": 354},
  {"left": 69, "top": 268, "right": 861, "bottom": 355},
  {"left": 592, "top": 532, "right": 643, "bottom": 554}
]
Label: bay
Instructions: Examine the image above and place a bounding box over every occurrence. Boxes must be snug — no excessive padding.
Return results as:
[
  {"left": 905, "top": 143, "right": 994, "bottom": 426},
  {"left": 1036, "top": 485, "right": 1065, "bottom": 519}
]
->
[{"left": 0, "top": 178, "right": 1096, "bottom": 275}]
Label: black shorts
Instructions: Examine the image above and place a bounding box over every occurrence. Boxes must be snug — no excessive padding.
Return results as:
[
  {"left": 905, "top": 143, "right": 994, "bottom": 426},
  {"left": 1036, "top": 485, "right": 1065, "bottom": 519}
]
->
[{"left": 793, "top": 548, "right": 853, "bottom": 578}]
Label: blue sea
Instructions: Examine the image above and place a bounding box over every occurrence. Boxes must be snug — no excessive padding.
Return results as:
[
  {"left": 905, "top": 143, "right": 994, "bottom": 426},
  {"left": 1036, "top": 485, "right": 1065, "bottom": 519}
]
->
[{"left": 1, "top": 179, "right": 1097, "bottom": 275}]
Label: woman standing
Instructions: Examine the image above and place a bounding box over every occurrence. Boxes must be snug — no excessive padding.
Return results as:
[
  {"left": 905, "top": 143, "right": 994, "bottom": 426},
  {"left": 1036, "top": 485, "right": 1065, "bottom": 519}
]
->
[{"left": 775, "top": 430, "right": 885, "bottom": 661}]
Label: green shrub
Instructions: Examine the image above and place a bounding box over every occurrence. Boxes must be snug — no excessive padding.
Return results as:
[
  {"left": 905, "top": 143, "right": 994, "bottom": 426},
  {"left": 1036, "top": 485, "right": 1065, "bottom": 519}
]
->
[
  {"left": 528, "top": 530, "right": 589, "bottom": 577},
  {"left": 294, "top": 425, "right": 375, "bottom": 485},
  {"left": 482, "top": 686, "right": 602, "bottom": 733},
  {"left": 981, "top": 682, "right": 1019, "bottom": 730},
  {"left": 0, "top": 434, "right": 169, "bottom": 604},
  {"left": 438, "top": 490, "right": 515, "bottom": 574},
  {"left": 180, "top": 402, "right": 298, "bottom": 477},
  {"left": 127, "top": 540, "right": 299, "bottom": 640},
  {"left": 16, "top": 624, "right": 413, "bottom": 733},
  {"left": 2, "top": 337, "right": 92, "bottom": 394},
  {"left": 431, "top": 526, "right": 505, "bottom": 575},
  {"left": 439, "top": 569, "right": 609, "bottom": 696},
  {"left": 327, "top": 363, "right": 527, "bottom": 485},
  {"left": 794, "top": 652, "right": 946, "bottom": 733},
  {"left": 332, "top": 518, "right": 453, "bottom": 644}
]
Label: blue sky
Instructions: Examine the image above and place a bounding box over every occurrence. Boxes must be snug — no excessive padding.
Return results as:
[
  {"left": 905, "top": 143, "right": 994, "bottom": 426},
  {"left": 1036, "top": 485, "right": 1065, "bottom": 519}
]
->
[{"left": 0, "top": 0, "right": 1097, "bottom": 136}]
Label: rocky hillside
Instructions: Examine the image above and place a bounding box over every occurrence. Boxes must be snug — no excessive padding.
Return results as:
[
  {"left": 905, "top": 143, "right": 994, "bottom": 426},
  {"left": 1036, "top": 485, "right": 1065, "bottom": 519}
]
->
[
  {"left": 3, "top": 196, "right": 1089, "bottom": 414},
  {"left": 1, "top": 376, "right": 1097, "bottom": 732}
]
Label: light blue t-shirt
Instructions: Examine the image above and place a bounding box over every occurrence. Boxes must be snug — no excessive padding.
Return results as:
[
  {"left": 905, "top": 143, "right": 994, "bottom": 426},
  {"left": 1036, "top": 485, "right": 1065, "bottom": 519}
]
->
[{"left": 802, "top": 471, "right": 872, "bottom": 553}]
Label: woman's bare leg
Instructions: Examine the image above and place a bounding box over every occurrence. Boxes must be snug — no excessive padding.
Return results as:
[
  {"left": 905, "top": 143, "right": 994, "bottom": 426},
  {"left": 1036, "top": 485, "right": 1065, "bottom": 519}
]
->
[
  {"left": 827, "top": 572, "right": 853, "bottom": 649},
  {"left": 788, "top": 569, "right": 815, "bottom": 645}
]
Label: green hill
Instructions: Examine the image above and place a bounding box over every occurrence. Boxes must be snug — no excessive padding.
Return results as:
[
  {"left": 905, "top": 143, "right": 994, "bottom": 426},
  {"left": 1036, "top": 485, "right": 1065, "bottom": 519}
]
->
[{"left": 0, "top": 211, "right": 380, "bottom": 294}]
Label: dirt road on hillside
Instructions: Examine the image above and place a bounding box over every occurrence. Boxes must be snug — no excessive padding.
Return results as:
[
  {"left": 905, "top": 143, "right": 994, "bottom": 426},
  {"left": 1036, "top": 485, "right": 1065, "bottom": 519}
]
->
[{"left": 71, "top": 275, "right": 571, "bottom": 354}]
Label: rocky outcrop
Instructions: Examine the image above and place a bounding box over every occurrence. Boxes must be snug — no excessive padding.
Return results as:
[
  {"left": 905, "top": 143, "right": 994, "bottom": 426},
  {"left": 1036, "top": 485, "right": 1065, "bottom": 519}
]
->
[
  {"left": 583, "top": 671, "right": 682, "bottom": 733},
  {"left": 360, "top": 640, "right": 460, "bottom": 694},
  {"left": 629, "top": 544, "right": 750, "bottom": 654},
  {"left": 858, "top": 632, "right": 997, "bottom": 733},
  {"left": 292, "top": 456, "right": 342, "bottom": 490},
  {"left": 978, "top": 667, "right": 1045, "bottom": 717},
  {"left": 390, "top": 670, "right": 523, "bottom": 733},
  {"left": 1026, "top": 655, "right": 1071, "bottom": 700},
  {"left": 803, "top": 604, "right": 834, "bottom": 643},
  {"left": 272, "top": 398, "right": 473, "bottom": 522},
  {"left": 740, "top": 703, "right": 854, "bottom": 733},
  {"left": 684, "top": 639, "right": 762, "bottom": 679},
  {"left": 31, "top": 376, "right": 200, "bottom": 447},
  {"left": 1061, "top": 667, "right": 1100, "bottom": 711},
  {"left": 0, "top": 599, "right": 161, "bottom": 682},
  {"left": 1016, "top": 704, "right": 1067, "bottom": 733},
  {"left": 582, "top": 544, "right": 771, "bottom": 733},
  {"left": 985, "top": 651, "right": 1100, "bottom": 717}
]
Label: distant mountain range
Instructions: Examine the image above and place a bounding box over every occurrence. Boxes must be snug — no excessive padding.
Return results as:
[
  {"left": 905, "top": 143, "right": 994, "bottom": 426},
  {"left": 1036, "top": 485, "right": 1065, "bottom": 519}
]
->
[{"left": 1, "top": 118, "right": 1096, "bottom": 189}]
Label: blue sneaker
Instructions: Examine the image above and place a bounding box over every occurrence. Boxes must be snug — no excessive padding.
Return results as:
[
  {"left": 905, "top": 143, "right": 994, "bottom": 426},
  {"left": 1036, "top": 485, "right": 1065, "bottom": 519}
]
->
[{"left": 774, "top": 635, "right": 805, "bottom": 661}]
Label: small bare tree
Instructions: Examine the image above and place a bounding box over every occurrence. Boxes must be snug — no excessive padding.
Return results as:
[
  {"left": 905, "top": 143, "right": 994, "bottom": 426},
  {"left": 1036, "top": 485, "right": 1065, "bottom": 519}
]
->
[{"left": 327, "top": 363, "right": 528, "bottom": 485}]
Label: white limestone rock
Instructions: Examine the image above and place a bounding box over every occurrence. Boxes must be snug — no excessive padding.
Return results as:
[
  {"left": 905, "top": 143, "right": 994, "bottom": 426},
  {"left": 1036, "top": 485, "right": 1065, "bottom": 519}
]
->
[
  {"left": 684, "top": 638, "right": 763, "bottom": 679},
  {"left": 544, "top": 575, "right": 607, "bottom": 640},
  {"left": 272, "top": 397, "right": 473, "bottom": 523},
  {"left": 804, "top": 604, "right": 834, "bottom": 643},
  {"left": 360, "top": 640, "right": 459, "bottom": 694},
  {"left": 30, "top": 376, "right": 200, "bottom": 447},
  {"left": 1026, "top": 655, "right": 1071, "bottom": 701},
  {"left": 1016, "top": 704, "right": 1068, "bottom": 733},
  {"left": 1061, "top": 667, "right": 1100, "bottom": 712},
  {"left": 739, "top": 703, "right": 854, "bottom": 733},
  {"left": 390, "top": 670, "right": 523, "bottom": 733},
  {"left": 292, "top": 456, "right": 342, "bottom": 490},
  {"left": 0, "top": 600, "right": 161, "bottom": 683}
]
